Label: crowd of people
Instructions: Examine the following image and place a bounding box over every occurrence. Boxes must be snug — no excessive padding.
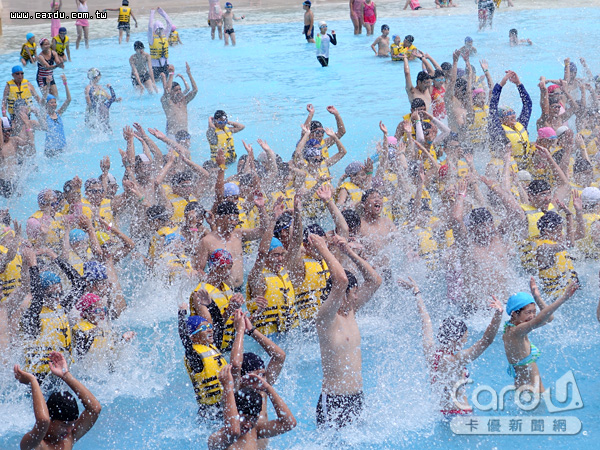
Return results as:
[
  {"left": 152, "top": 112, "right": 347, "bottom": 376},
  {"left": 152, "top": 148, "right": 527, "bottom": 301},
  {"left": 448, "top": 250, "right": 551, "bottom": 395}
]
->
[{"left": 2, "top": 0, "right": 600, "bottom": 449}]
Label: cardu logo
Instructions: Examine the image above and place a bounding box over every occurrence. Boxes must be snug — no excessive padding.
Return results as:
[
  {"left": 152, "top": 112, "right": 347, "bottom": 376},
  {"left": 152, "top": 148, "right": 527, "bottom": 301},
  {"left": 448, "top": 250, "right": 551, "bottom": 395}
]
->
[{"left": 450, "top": 371, "right": 584, "bottom": 435}]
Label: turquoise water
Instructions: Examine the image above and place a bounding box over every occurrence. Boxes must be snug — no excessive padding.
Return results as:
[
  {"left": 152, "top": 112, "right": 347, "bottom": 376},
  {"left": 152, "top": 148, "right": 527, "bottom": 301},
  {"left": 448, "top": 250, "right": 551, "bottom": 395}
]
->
[{"left": 1, "top": 6, "right": 600, "bottom": 449}]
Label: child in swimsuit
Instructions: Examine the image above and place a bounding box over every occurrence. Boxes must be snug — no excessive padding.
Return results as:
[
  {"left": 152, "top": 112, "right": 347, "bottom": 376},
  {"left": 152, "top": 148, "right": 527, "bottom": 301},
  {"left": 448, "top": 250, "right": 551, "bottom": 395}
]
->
[{"left": 362, "top": 0, "right": 376, "bottom": 36}]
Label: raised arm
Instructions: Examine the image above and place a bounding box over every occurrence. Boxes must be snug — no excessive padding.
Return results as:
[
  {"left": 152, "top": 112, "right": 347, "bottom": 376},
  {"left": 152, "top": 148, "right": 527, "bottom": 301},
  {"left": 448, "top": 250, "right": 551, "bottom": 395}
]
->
[
  {"left": 255, "top": 376, "right": 296, "bottom": 439},
  {"left": 404, "top": 56, "right": 414, "bottom": 100},
  {"left": 323, "top": 128, "right": 347, "bottom": 167},
  {"left": 244, "top": 315, "right": 286, "bottom": 385},
  {"left": 323, "top": 105, "right": 346, "bottom": 147},
  {"left": 184, "top": 62, "right": 198, "bottom": 103},
  {"left": 456, "top": 297, "right": 503, "bottom": 365},
  {"left": 15, "top": 366, "right": 50, "bottom": 450},
  {"left": 397, "top": 277, "right": 434, "bottom": 357},
  {"left": 313, "top": 234, "right": 348, "bottom": 326},
  {"left": 208, "top": 366, "right": 241, "bottom": 450}
]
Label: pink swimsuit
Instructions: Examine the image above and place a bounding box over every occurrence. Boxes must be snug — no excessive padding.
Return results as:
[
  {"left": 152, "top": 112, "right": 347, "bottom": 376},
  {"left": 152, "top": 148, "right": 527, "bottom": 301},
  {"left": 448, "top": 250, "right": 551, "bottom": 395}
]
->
[
  {"left": 363, "top": 1, "right": 376, "bottom": 24},
  {"left": 351, "top": 0, "right": 365, "bottom": 19}
]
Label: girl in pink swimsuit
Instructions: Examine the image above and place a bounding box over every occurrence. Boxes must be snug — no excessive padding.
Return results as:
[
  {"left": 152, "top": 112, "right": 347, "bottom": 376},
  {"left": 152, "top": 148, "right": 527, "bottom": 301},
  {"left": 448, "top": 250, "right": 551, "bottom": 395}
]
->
[
  {"left": 208, "top": 0, "right": 223, "bottom": 40},
  {"left": 350, "top": 0, "right": 365, "bottom": 35},
  {"left": 75, "top": 0, "right": 89, "bottom": 49},
  {"left": 362, "top": 0, "right": 376, "bottom": 35},
  {"left": 50, "top": 0, "right": 62, "bottom": 38}
]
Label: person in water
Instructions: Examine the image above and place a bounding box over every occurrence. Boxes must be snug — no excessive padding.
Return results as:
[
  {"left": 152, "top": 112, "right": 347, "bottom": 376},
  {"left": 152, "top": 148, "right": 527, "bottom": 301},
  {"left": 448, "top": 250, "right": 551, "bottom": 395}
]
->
[
  {"left": 503, "top": 278, "right": 579, "bottom": 393},
  {"left": 398, "top": 276, "right": 503, "bottom": 415},
  {"left": 509, "top": 29, "right": 532, "bottom": 47},
  {"left": 302, "top": 1, "right": 315, "bottom": 43},
  {"left": 104, "top": 0, "right": 138, "bottom": 45},
  {"left": 84, "top": 68, "right": 121, "bottom": 133},
  {"left": 371, "top": 24, "right": 390, "bottom": 57},
  {"left": 222, "top": 2, "right": 245, "bottom": 47},
  {"left": 14, "top": 351, "right": 102, "bottom": 449},
  {"left": 129, "top": 41, "right": 158, "bottom": 95},
  {"left": 40, "top": 73, "right": 71, "bottom": 157},
  {"left": 316, "top": 22, "right": 337, "bottom": 67}
]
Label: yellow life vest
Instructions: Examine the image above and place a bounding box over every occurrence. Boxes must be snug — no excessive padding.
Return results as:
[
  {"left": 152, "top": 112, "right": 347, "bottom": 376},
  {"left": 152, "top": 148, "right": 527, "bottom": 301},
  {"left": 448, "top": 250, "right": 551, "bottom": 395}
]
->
[
  {"left": 502, "top": 122, "right": 530, "bottom": 169},
  {"left": 68, "top": 248, "right": 92, "bottom": 276},
  {"left": 167, "top": 192, "right": 197, "bottom": 224},
  {"left": 23, "top": 305, "right": 71, "bottom": 375},
  {"left": 118, "top": 6, "right": 131, "bottom": 22},
  {"left": 391, "top": 43, "right": 403, "bottom": 61},
  {"left": 6, "top": 79, "right": 34, "bottom": 115},
  {"left": 160, "top": 252, "right": 193, "bottom": 282},
  {"left": 169, "top": 30, "right": 179, "bottom": 45},
  {"left": 575, "top": 212, "right": 600, "bottom": 260},
  {"left": 319, "top": 138, "right": 331, "bottom": 159},
  {"left": 403, "top": 218, "right": 440, "bottom": 271},
  {"left": 519, "top": 203, "right": 555, "bottom": 273},
  {"left": 52, "top": 35, "right": 69, "bottom": 56},
  {"left": 148, "top": 225, "right": 179, "bottom": 259},
  {"left": 247, "top": 268, "right": 299, "bottom": 335},
  {"left": 20, "top": 42, "right": 36, "bottom": 60},
  {"left": 535, "top": 238, "right": 578, "bottom": 299},
  {"left": 59, "top": 202, "right": 94, "bottom": 220},
  {"left": 0, "top": 244, "right": 21, "bottom": 303},
  {"left": 210, "top": 126, "right": 237, "bottom": 164},
  {"left": 271, "top": 189, "right": 295, "bottom": 211},
  {"left": 457, "top": 159, "right": 469, "bottom": 179},
  {"left": 185, "top": 343, "right": 228, "bottom": 406},
  {"left": 72, "top": 319, "right": 110, "bottom": 357},
  {"left": 81, "top": 198, "right": 114, "bottom": 225},
  {"left": 303, "top": 167, "right": 331, "bottom": 219},
  {"left": 150, "top": 34, "right": 169, "bottom": 60},
  {"left": 419, "top": 145, "right": 437, "bottom": 172},
  {"left": 337, "top": 181, "right": 363, "bottom": 204},
  {"left": 488, "top": 156, "right": 519, "bottom": 176},
  {"left": 29, "top": 210, "right": 64, "bottom": 249},
  {"left": 190, "top": 282, "right": 236, "bottom": 352},
  {"left": 468, "top": 105, "right": 489, "bottom": 144},
  {"left": 397, "top": 43, "right": 416, "bottom": 58},
  {"left": 295, "top": 257, "right": 329, "bottom": 321}
]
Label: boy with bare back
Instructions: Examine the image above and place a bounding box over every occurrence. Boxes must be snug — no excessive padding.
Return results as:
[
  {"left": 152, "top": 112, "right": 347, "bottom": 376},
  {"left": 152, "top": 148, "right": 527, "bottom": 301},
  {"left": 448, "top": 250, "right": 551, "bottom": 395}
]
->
[
  {"left": 303, "top": 1, "right": 315, "bottom": 43},
  {"left": 371, "top": 24, "right": 390, "bottom": 57}
]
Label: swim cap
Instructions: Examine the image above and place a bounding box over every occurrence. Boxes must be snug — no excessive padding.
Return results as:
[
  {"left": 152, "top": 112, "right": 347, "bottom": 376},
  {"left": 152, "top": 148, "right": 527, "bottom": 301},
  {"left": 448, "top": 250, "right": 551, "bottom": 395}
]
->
[
  {"left": 472, "top": 88, "right": 485, "bottom": 98},
  {"left": 556, "top": 126, "right": 570, "bottom": 138},
  {"left": 122, "top": 0, "right": 129, "bottom": 5},
  {"left": 235, "top": 387, "right": 263, "bottom": 418},
  {"left": 582, "top": 187, "right": 600, "bottom": 205},
  {"left": 171, "top": 25, "right": 177, "bottom": 31},
  {"left": 214, "top": 110, "right": 228, "bottom": 121},
  {"left": 319, "top": 21, "right": 327, "bottom": 28},
  {"left": 223, "top": 182, "right": 240, "bottom": 197},
  {"left": 83, "top": 261, "right": 108, "bottom": 281},
  {"left": 345, "top": 161, "right": 365, "bottom": 176},
  {"left": 87, "top": 68, "right": 101, "bottom": 80},
  {"left": 69, "top": 228, "right": 87, "bottom": 243},
  {"left": 498, "top": 106, "right": 515, "bottom": 117},
  {"left": 147, "top": 205, "right": 169, "bottom": 221},
  {"left": 164, "top": 233, "right": 185, "bottom": 246},
  {"left": 537, "top": 127, "right": 557, "bottom": 140},
  {"left": 1, "top": 117, "right": 11, "bottom": 130},
  {"left": 59, "top": 27, "right": 67, "bottom": 33},
  {"left": 175, "top": 130, "right": 191, "bottom": 143},
  {"left": 106, "top": 173, "right": 118, "bottom": 186},
  {"left": 456, "top": 68, "right": 466, "bottom": 78},
  {"left": 517, "top": 170, "right": 532, "bottom": 182},
  {"left": 537, "top": 211, "right": 563, "bottom": 233},
  {"left": 26, "top": 32, "right": 35, "bottom": 40},
  {"left": 269, "top": 237, "right": 283, "bottom": 252},
  {"left": 303, "top": 0, "right": 311, "bottom": 5},
  {"left": 465, "top": 36, "right": 473, "bottom": 43},
  {"left": 404, "top": 35, "right": 414, "bottom": 43},
  {"left": 506, "top": 292, "right": 535, "bottom": 316},
  {"left": 46, "top": 94, "right": 56, "bottom": 102},
  {"left": 241, "top": 352, "right": 265, "bottom": 376},
  {"left": 303, "top": 223, "right": 325, "bottom": 243},
  {"left": 303, "top": 145, "right": 321, "bottom": 160},
  {"left": 12, "top": 66, "right": 24, "bottom": 74},
  {"left": 39, "top": 38, "right": 49, "bottom": 46},
  {"left": 133, "top": 40, "right": 145, "bottom": 50},
  {"left": 40, "top": 271, "right": 61, "bottom": 289},
  {"left": 76, "top": 293, "right": 101, "bottom": 316},
  {"left": 96, "top": 231, "right": 111, "bottom": 246},
  {"left": 437, "top": 317, "right": 468, "bottom": 346},
  {"left": 547, "top": 84, "right": 561, "bottom": 93},
  {"left": 187, "top": 315, "right": 208, "bottom": 335},
  {"left": 225, "top": 2, "right": 233, "bottom": 7},
  {"left": 208, "top": 248, "right": 233, "bottom": 267},
  {"left": 527, "top": 179, "right": 551, "bottom": 196},
  {"left": 47, "top": 391, "right": 79, "bottom": 422},
  {"left": 274, "top": 212, "right": 293, "bottom": 239},
  {"left": 387, "top": 135, "right": 398, "bottom": 147},
  {"left": 569, "top": 62, "right": 577, "bottom": 73}
]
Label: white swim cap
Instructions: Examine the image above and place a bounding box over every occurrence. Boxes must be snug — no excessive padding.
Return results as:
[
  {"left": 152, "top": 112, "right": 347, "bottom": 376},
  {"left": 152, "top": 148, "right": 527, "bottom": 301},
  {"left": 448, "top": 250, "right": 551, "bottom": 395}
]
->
[
  {"left": 517, "top": 170, "right": 532, "bottom": 182},
  {"left": 87, "top": 68, "right": 101, "bottom": 80},
  {"left": 582, "top": 187, "right": 600, "bottom": 205},
  {"left": 556, "top": 126, "right": 570, "bottom": 138},
  {"left": 319, "top": 21, "right": 327, "bottom": 28}
]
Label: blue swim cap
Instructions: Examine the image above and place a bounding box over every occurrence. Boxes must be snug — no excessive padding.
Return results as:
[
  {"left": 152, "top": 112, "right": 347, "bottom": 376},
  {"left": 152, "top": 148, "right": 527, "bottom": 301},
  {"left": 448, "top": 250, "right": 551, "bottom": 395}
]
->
[
  {"left": 83, "top": 261, "right": 108, "bottom": 281},
  {"left": 59, "top": 27, "right": 67, "bottom": 33},
  {"left": 26, "top": 32, "right": 35, "bottom": 40},
  {"left": 465, "top": 36, "right": 473, "bottom": 43},
  {"left": 164, "top": 233, "right": 185, "bottom": 246},
  {"left": 46, "top": 94, "right": 56, "bottom": 102},
  {"left": 187, "top": 315, "right": 208, "bottom": 334},
  {"left": 269, "top": 237, "right": 283, "bottom": 252},
  {"left": 69, "top": 228, "right": 87, "bottom": 243},
  {"left": 40, "top": 271, "right": 61, "bottom": 289},
  {"left": 12, "top": 66, "right": 24, "bottom": 74},
  {"left": 225, "top": 2, "right": 233, "bottom": 7},
  {"left": 506, "top": 292, "right": 535, "bottom": 316}
]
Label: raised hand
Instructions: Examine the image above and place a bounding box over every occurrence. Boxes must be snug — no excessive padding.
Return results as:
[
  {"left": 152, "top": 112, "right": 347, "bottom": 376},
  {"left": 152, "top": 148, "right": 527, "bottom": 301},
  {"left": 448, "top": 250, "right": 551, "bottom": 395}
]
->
[
  {"left": 301, "top": 123, "right": 310, "bottom": 135},
  {"left": 306, "top": 103, "right": 315, "bottom": 114},
  {"left": 230, "top": 293, "right": 245, "bottom": 309},
  {"left": 572, "top": 190, "right": 583, "bottom": 212},
  {"left": 326, "top": 105, "right": 339, "bottom": 115},
  {"left": 329, "top": 233, "right": 350, "bottom": 254},
  {"left": 379, "top": 121, "right": 388, "bottom": 135},
  {"left": 316, "top": 184, "right": 333, "bottom": 202},
  {"left": 397, "top": 276, "right": 419, "bottom": 292},
  {"left": 233, "top": 309, "right": 245, "bottom": 332},
  {"left": 14, "top": 365, "right": 36, "bottom": 385},
  {"left": 324, "top": 127, "right": 336, "bottom": 138},
  {"left": 193, "top": 289, "right": 212, "bottom": 307},
  {"left": 48, "top": 351, "right": 69, "bottom": 378},
  {"left": 253, "top": 296, "right": 268, "bottom": 312},
  {"left": 216, "top": 148, "right": 226, "bottom": 167},
  {"left": 479, "top": 59, "right": 489, "bottom": 71},
  {"left": 217, "top": 365, "right": 234, "bottom": 389},
  {"left": 242, "top": 373, "right": 270, "bottom": 391},
  {"left": 488, "top": 295, "right": 504, "bottom": 313}
]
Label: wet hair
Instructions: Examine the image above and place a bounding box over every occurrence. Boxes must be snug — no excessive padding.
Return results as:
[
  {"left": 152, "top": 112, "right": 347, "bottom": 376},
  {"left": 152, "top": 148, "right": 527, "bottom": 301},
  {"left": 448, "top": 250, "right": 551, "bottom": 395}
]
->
[
  {"left": 47, "top": 391, "right": 79, "bottom": 422},
  {"left": 422, "top": 121, "right": 433, "bottom": 132},
  {"left": 538, "top": 211, "right": 563, "bottom": 233},
  {"left": 215, "top": 201, "right": 238, "bottom": 216},
  {"left": 241, "top": 352, "right": 265, "bottom": 376},
  {"left": 0, "top": 210, "right": 11, "bottom": 226},
  {"left": 184, "top": 201, "right": 205, "bottom": 217},
  {"left": 549, "top": 96, "right": 561, "bottom": 105},
  {"left": 235, "top": 388, "right": 263, "bottom": 418},
  {"left": 527, "top": 179, "right": 551, "bottom": 196},
  {"left": 416, "top": 71, "right": 431, "bottom": 83},
  {"left": 203, "top": 160, "right": 218, "bottom": 170},
  {"left": 171, "top": 170, "right": 194, "bottom": 185},
  {"left": 467, "top": 207, "right": 493, "bottom": 228},
  {"left": 404, "top": 35, "right": 414, "bottom": 43},
  {"left": 552, "top": 148, "right": 565, "bottom": 165},
  {"left": 147, "top": 205, "right": 169, "bottom": 221},
  {"left": 214, "top": 110, "right": 227, "bottom": 120},
  {"left": 84, "top": 178, "right": 101, "bottom": 190},
  {"left": 342, "top": 209, "right": 361, "bottom": 233},
  {"left": 345, "top": 269, "right": 358, "bottom": 292},
  {"left": 274, "top": 212, "right": 293, "bottom": 239},
  {"left": 171, "top": 82, "right": 180, "bottom": 91},
  {"left": 433, "top": 69, "right": 444, "bottom": 79},
  {"left": 133, "top": 40, "right": 144, "bottom": 50},
  {"left": 437, "top": 317, "right": 468, "bottom": 347},
  {"left": 175, "top": 130, "right": 191, "bottom": 142},
  {"left": 455, "top": 78, "right": 468, "bottom": 97},
  {"left": 408, "top": 160, "right": 421, "bottom": 178},
  {"left": 509, "top": 28, "right": 518, "bottom": 36},
  {"left": 63, "top": 180, "right": 75, "bottom": 193},
  {"left": 410, "top": 98, "right": 426, "bottom": 111},
  {"left": 310, "top": 120, "right": 323, "bottom": 131},
  {"left": 574, "top": 158, "right": 593, "bottom": 174},
  {"left": 303, "top": 223, "right": 326, "bottom": 243},
  {"left": 361, "top": 188, "right": 381, "bottom": 203},
  {"left": 441, "top": 62, "right": 452, "bottom": 71}
]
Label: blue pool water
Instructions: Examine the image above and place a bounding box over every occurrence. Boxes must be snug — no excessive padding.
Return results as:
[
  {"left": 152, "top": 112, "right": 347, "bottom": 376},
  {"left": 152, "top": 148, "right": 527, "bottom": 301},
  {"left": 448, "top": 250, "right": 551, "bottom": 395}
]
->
[{"left": 1, "top": 6, "right": 600, "bottom": 449}]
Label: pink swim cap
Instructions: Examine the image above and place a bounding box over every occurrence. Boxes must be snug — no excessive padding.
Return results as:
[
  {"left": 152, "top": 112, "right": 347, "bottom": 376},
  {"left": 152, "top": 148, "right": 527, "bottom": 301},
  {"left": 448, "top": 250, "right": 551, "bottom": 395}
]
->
[
  {"left": 387, "top": 136, "right": 398, "bottom": 147},
  {"left": 547, "top": 84, "right": 561, "bottom": 93},
  {"left": 472, "top": 88, "right": 485, "bottom": 97},
  {"left": 537, "top": 127, "right": 557, "bottom": 140}
]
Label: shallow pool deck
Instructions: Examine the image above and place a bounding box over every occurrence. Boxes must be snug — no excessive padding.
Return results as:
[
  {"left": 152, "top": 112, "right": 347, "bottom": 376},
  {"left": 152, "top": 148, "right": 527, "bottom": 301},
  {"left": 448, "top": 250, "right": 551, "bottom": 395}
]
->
[{"left": 0, "top": 0, "right": 598, "bottom": 54}]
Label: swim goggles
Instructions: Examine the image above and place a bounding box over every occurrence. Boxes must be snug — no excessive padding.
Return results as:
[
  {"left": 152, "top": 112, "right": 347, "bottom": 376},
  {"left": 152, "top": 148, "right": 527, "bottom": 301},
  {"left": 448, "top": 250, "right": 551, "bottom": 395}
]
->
[{"left": 191, "top": 323, "right": 213, "bottom": 335}]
